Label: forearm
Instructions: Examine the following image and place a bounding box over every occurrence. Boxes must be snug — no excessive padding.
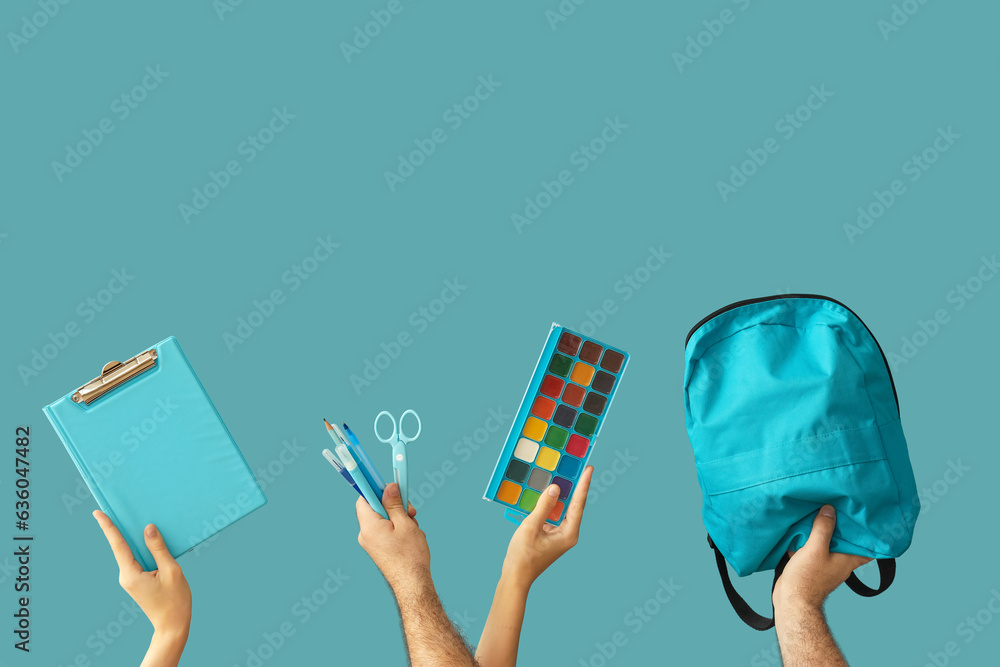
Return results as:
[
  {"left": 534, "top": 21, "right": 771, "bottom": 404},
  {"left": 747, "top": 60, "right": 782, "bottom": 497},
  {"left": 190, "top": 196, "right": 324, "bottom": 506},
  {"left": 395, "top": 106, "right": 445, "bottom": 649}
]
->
[
  {"left": 139, "top": 629, "right": 188, "bottom": 667},
  {"left": 475, "top": 573, "right": 531, "bottom": 667},
  {"left": 393, "top": 576, "right": 477, "bottom": 667},
  {"left": 775, "top": 599, "right": 848, "bottom": 667}
]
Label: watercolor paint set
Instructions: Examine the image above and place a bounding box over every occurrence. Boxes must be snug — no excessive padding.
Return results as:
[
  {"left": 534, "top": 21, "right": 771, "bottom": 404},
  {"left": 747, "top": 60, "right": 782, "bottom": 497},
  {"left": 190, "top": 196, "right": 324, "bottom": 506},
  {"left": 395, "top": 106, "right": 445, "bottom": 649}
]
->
[{"left": 484, "top": 323, "right": 629, "bottom": 525}]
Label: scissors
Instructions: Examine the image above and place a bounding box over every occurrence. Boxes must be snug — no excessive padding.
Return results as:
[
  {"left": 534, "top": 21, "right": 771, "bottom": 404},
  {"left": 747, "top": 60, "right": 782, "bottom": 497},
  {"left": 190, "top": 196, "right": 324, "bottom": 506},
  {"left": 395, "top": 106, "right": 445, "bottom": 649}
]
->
[{"left": 373, "top": 409, "right": 421, "bottom": 512}]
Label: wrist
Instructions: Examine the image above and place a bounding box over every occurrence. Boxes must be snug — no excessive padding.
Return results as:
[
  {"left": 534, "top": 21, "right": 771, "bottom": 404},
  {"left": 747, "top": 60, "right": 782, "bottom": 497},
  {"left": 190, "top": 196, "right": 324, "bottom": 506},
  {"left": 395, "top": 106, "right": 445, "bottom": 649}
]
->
[
  {"left": 498, "top": 570, "right": 533, "bottom": 597},
  {"left": 500, "top": 555, "right": 541, "bottom": 590},
  {"left": 149, "top": 626, "right": 189, "bottom": 659},
  {"left": 387, "top": 566, "right": 435, "bottom": 600},
  {"left": 773, "top": 588, "right": 824, "bottom": 617}
]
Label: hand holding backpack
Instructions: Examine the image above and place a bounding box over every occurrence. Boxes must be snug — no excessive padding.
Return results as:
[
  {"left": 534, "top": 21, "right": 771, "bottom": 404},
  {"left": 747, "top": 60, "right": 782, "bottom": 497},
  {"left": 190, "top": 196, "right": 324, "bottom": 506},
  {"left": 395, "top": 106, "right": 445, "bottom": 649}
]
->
[{"left": 683, "top": 295, "right": 919, "bottom": 630}]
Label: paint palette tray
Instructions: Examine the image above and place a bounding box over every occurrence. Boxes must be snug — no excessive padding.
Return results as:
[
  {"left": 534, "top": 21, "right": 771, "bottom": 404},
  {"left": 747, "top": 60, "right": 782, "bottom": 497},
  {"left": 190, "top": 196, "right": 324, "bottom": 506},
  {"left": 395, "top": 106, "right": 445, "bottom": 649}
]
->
[{"left": 484, "top": 323, "right": 629, "bottom": 525}]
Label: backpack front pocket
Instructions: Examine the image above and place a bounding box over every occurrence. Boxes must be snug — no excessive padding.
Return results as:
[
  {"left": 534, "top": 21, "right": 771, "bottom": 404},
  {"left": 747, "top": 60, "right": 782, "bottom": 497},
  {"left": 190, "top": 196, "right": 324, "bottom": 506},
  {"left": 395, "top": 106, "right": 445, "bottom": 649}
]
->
[{"left": 698, "top": 422, "right": 907, "bottom": 576}]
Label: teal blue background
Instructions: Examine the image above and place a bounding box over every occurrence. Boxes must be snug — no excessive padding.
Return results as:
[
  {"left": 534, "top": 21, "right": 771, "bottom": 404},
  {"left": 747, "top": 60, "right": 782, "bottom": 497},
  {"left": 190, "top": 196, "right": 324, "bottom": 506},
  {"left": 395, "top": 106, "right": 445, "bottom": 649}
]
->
[{"left": 3, "top": 1, "right": 998, "bottom": 665}]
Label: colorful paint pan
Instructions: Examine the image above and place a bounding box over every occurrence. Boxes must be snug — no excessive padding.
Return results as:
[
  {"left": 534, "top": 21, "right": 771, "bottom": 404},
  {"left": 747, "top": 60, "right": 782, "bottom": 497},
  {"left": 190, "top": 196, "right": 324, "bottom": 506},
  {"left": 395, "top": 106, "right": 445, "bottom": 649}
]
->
[{"left": 484, "top": 323, "right": 629, "bottom": 525}]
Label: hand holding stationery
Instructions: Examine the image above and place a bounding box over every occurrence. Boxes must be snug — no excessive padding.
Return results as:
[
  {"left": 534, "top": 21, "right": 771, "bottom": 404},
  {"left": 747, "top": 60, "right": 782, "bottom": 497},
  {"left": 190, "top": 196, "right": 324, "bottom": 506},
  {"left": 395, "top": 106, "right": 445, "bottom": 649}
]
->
[
  {"left": 475, "top": 466, "right": 594, "bottom": 667},
  {"left": 355, "top": 483, "right": 476, "bottom": 666},
  {"left": 93, "top": 510, "right": 191, "bottom": 667},
  {"left": 355, "top": 483, "right": 426, "bottom": 593},
  {"left": 374, "top": 409, "right": 422, "bottom": 512},
  {"left": 502, "top": 465, "right": 594, "bottom": 587},
  {"left": 44, "top": 337, "right": 267, "bottom": 572},
  {"left": 322, "top": 417, "right": 418, "bottom": 519}
]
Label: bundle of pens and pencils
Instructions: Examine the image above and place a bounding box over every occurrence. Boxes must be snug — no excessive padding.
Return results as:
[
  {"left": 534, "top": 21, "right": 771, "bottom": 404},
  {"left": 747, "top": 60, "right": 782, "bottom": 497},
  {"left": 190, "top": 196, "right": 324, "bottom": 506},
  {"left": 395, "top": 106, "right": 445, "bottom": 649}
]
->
[{"left": 322, "top": 419, "right": 389, "bottom": 519}]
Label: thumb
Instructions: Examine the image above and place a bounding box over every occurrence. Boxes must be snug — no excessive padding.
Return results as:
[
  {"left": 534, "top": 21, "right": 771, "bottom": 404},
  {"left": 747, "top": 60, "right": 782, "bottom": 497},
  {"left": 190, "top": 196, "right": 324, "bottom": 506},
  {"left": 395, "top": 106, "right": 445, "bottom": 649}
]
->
[
  {"left": 805, "top": 505, "right": 837, "bottom": 552},
  {"left": 381, "top": 483, "right": 409, "bottom": 523},
  {"left": 524, "top": 484, "right": 560, "bottom": 530},
  {"left": 143, "top": 524, "right": 179, "bottom": 572}
]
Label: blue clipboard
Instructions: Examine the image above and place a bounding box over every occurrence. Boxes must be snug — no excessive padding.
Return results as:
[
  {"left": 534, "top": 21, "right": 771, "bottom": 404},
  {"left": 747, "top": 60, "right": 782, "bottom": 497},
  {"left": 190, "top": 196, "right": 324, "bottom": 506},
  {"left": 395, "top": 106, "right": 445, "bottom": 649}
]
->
[{"left": 43, "top": 336, "right": 266, "bottom": 570}]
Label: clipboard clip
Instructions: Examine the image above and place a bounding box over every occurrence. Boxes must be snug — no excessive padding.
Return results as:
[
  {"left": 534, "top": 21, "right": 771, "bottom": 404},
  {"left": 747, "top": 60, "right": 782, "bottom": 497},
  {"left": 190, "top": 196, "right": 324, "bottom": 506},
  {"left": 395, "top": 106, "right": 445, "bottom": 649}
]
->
[{"left": 72, "top": 349, "right": 158, "bottom": 405}]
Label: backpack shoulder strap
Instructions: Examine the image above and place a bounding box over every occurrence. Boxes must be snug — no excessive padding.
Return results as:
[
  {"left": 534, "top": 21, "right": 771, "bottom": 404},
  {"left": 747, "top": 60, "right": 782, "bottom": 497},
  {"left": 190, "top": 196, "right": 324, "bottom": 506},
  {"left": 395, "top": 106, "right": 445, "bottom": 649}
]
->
[
  {"left": 708, "top": 535, "right": 790, "bottom": 631},
  {"left": 846, "top": 558, "right": 895, "bottom": 596},
  {"left": 709, "top": 535, "right": 897, "bottom": 630}
]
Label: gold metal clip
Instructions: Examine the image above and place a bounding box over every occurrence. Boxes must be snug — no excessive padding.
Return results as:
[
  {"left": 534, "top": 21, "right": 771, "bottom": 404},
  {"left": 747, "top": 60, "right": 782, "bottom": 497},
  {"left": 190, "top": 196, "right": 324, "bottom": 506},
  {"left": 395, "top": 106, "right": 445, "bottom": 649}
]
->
[{"left": 72, "top": 349, "right": 158, "bottom": 404}]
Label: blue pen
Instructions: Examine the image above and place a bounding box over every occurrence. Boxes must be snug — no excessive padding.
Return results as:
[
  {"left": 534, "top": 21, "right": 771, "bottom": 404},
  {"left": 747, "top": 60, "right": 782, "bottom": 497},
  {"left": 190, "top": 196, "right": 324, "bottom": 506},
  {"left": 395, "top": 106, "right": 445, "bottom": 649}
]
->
[
  {"left": 339, "top": 422, "right": 386, "bottom": 499},
  {"left": 321, "top": 448, "right": 363, "bottom": 497},
  {"left": 334, "top": 443, "right": 388, "bottom": 519}
]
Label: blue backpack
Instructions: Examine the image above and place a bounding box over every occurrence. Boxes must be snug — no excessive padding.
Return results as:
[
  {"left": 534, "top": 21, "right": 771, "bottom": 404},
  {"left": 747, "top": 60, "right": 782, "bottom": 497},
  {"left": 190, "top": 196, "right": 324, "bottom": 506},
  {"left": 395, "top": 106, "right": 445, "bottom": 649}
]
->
[{"left": 683, "top": 295, "right": 919, "bottom": 630}]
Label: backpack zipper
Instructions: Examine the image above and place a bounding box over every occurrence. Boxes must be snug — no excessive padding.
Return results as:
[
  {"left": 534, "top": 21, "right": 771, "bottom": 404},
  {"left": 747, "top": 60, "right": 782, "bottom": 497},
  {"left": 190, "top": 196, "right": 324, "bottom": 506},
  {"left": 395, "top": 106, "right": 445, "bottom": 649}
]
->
[{"left": 685, "top": 294, "right": 899, "bottom": 412}]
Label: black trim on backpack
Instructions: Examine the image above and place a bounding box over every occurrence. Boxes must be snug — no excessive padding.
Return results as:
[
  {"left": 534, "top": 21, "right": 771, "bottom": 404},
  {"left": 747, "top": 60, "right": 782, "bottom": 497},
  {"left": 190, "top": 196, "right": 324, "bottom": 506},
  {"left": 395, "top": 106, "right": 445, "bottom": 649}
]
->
[{"left": 684, "top": 294, "right": 899, "bottom": 412}]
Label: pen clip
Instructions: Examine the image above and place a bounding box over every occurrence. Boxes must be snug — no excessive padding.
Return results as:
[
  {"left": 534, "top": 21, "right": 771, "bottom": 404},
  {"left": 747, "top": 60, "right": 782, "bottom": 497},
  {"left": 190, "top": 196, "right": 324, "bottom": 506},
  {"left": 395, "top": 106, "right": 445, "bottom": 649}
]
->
[{"left": 72, "top": 349, "right": 158, "bottom": 404}]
